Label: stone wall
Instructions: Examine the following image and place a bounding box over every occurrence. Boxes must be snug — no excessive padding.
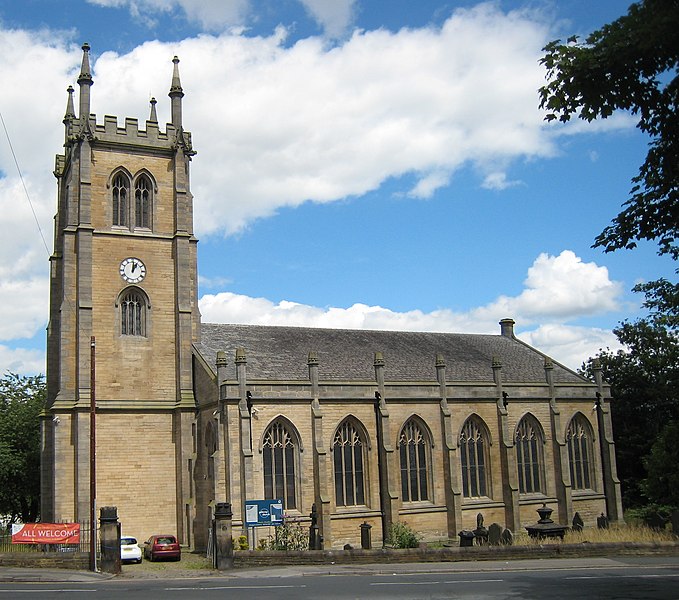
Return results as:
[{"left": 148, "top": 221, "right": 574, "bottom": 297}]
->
[{"left": 0, "top": 552, "right": 89, "bottom": 570}]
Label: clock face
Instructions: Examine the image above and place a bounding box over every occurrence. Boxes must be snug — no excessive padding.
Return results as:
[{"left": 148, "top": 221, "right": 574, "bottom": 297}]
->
[{"left": 119, "top": 257, "right": 146, "bottom": 284}]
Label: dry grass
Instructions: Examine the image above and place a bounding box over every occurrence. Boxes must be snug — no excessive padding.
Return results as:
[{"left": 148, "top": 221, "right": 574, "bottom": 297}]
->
[
  {"left": 512, "top": 523, "right": 676, "bottom": 546},
  {"left": 121, "top": 552, "right": 213, "bottom": 577}
]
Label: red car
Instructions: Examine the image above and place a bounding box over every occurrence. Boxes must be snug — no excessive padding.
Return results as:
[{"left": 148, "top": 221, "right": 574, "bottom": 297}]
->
[{"left": 143, "top": 534, "right": 181, "bottom": 561}]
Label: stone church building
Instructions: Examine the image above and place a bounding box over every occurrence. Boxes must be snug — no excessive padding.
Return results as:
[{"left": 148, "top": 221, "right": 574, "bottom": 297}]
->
[{"left": 41, "top": 45, "right": 623, "bottom": 550}]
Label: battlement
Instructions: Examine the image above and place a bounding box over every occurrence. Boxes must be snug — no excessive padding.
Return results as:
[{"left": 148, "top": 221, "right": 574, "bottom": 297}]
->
[{"left": 78, "top": 113, "right": 192, "bottom": 150}]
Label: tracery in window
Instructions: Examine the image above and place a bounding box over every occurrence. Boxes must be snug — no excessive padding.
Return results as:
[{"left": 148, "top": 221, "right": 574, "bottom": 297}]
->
[
  {"left": 515, "top": 415, "right": 545, "bottom": 494},
  {"left": 566, "top": 414, "right": 594, "bottom": 490},
  {"left": 333, "top": 419, "right": 366, "bottom": 507},
  {"left": 112, "top": 173, "right": 129, "bottom": 227},
  {"left": 459, "top": 416, "right": 490, "bottom": 498},
  {"left": 134, "top": 174, "right": 152, "bottom": 229},
  {"left": 399, "top": 418, "right": 430, "bottom": 502},
  {"left": 120, "top": 289, "right": 146, "bottom": 336},
  {"left": 263, "top": 420, "right": 298, "bottom": 510}
]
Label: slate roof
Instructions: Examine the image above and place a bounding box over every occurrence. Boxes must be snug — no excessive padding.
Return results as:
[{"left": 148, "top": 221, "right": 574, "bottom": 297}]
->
[{"left": 195, "top": 323, "right": 587, "bottom": 385}]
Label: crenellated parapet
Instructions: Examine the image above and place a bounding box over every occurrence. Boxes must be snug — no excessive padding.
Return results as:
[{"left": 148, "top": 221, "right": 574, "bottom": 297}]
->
[
  {"left": 65, "top": 113, "right": 194, "bottom": 154},
  {"left": 60, "top": 45, "right": 195, "bottom": 158}
]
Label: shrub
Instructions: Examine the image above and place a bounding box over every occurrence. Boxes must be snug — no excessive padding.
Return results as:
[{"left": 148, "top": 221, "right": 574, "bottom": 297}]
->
[
  {"left": 625, "top": 504, "right": 674, "bottom": 530},
  {"left": 236, "top": 535, "right": 248, "bottom": 550},
  {"left": 258, "top": 516, "right": 308, "bottom": 551},
  {"left": 387, "top": 521, "right": 420, "bottom": 549}
]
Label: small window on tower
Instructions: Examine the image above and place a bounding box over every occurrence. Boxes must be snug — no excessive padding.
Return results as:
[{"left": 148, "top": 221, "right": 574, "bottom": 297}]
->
[
  {"left": 120, "top": 289, "right": 146, "bottom": 336},
  {"left": 112, "top": 173, "right": 130, "bottom": 227},
  {"left": 134, "top": 175, "right": 152, "bottom": 229}
]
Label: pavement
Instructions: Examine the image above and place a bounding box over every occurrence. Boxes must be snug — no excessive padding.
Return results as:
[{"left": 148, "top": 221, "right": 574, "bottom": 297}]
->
[{"left": 1, "top": 556, "right": 670, "bottom": 583}]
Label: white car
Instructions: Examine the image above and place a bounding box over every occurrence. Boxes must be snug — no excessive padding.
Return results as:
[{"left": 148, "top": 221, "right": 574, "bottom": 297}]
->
[{"left": 120, "top": 536, "right": 143, "bottom": 563}]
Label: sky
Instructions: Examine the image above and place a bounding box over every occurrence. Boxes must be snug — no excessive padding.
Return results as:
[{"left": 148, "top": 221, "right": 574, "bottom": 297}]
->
[{"left": 0, "top": 0, "right": 673, "bottom": 375}]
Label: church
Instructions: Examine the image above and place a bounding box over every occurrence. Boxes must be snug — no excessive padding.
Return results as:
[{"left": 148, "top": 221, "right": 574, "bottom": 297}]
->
[{"left": 41, "top": 45, "right": 623, "bottom": 550}]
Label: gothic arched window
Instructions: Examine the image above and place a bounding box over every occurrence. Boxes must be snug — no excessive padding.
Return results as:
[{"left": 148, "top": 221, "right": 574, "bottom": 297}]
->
[
  {"left": 399, "top": 418, "right": 430, "bottom": 502},
  {"left": 120, "top": 289, "right": 146, "bottom": 336},
  {"left": 333, "top": 419, "right": 366, "bottom": 507},
  {"left": 263, "top": 420, "right": 299, "bottom": 510},
  {"left": 459, "top": 416, "right": 490, "bottom": 498},
  {"left": 205, "top": 421, "right": 218, "bottom": 481},
  {"left": 112, "top": 173, "right": 130, "bottom": 227},
  {"left": 134, "top": 174, "right": 152, "bottom": 229},
  {"left": 515, "top": 415, "right": 545, "bottom": 494},
  {"left": 566, "top": 414, "right": 594, "bottom": 490}
]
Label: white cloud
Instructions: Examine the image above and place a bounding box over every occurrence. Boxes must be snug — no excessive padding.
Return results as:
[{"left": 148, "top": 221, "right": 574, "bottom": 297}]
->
[
  {"left": 298, "top": 0, "right": 357, "bottom": 38},
  {"left": 407, "top": 170, "right": 452, "bottom": 199},
  {"left": 0, "top": 8, "right": 632, "bottom": 374},
  {"left": 88, "top": 0, "right": 357, "bottom": 37},
  {"left": 199, "top": 250, "right": 625, "bottom": 369},
  {"left": 481, "top": 171, "right": 522, "bottom": 190},
  {"left": 0, "top": 277, "right": 48, "bottom": 341},
  {"left": 0, "top": 345, "right": 45, "bottom": 377},
  {"left": 520, "top": 324, "right": 623, "bottom": 370},
  {"left": 87, "top": 0, "right": 249, "bottom": 30},
  {"left": 474, "top": 250, "right": 622, "bottom": 322},
  {"left": 0, "top": 5, "right": 557, "bottom": 282},
  {"left": 80, "top": 3, "right": 556, "bottom": 236}
]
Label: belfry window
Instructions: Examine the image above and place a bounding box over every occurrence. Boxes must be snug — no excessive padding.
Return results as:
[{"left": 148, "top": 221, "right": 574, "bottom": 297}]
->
[
  {"left": 112, "top": 173, "right": 129, "bottom": 227},
  {"left": 566, "top": 415, "right": 594, "bottom": 490},
  {"left": 134, "top": 175, "right": 152, "bottom": 229},
  {"left": 120, "top": 289, "right": 146, "bottom": 336},
  {"left": 459, "top": 416, "right": 490, "bottom": 498},
  {"left": 263, "top": 420, "right": 298, "bottom": 510},
  {"left": 515, "top": 415, "right": 545, "bottom": 494},
  {"left": 333, "top": 420, "right": 366, "bottom": 507},
  {"left": 399, "top": 418, "right": 430, "bottom": 502}
]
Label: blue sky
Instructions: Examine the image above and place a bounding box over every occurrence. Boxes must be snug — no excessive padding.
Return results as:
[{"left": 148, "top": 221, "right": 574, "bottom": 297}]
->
[{"left": 0, "top": 0, "right": 673, "bottom": 374}]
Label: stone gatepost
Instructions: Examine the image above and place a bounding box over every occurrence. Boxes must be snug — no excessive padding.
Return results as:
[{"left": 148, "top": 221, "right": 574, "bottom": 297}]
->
[
  {"left": 99, "top": 506, "right": 121, "bottom": 575},
  {"left": 213, "top": 502, "right": 234, "bottom": 570}
]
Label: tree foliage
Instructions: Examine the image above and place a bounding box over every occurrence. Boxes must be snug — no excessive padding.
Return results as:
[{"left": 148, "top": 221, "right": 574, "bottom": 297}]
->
[
  {"left": 642, "top": 420, "right": 679, "bottom": 508},
  {"left": 582, "top": 282, "right": 679, "bottom": 507},
  {"left": 539, "top": 0, "right": 679, "bottom": 259},
  {"left": 0, "top": 373, "right": 45, "bottom": 523}
]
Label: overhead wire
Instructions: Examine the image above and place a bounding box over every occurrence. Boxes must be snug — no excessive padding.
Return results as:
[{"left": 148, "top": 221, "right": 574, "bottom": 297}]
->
[{"left": 0, "top": 109, "right": 52, "bottom": 259}]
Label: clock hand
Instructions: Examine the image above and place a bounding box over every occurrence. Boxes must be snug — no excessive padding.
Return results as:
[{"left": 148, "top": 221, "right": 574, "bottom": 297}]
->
[{"left": 131, "top": 261, "right": 137, "bottom": 273}]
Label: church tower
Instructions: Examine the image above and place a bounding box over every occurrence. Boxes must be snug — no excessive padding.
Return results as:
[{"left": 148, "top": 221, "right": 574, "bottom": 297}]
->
[{"left": 42, "top": 44, "right": 200, "bottom": 544}]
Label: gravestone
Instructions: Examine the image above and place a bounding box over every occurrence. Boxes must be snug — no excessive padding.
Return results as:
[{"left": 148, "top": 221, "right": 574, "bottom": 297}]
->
[
  {"left": 500, "top": 528, "right": 513, "bottom": 545},
  {"left": 488, "top": 522, "right": 502, "bottom": 545},
  {"left": 458, "top": 530, "right": 475, "bottom": 547},
  {"left": 572, "top": 512, "right": 584, "bottom": 532},
  {"left": 597, "top": 513, "right": 609, "bottom": 530},
  {"left": 473, "top": 512, "right": 488, "bottom": 545}
]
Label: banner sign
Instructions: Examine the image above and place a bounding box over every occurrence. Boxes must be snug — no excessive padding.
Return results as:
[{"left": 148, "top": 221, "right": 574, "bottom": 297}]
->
[
  {"left": 244, "top": 499, "right": 283, "bottom": 527},
  {"left": 11, "top": 523, "right": 81, "bottom": 545}
]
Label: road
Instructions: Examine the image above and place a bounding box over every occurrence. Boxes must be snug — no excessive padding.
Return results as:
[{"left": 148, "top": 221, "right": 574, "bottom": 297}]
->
[{"left": 1, "top": 556, "right": 678, "bottom": 599}]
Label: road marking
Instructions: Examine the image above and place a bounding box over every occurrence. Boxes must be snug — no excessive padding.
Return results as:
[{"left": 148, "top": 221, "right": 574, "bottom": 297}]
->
[
  {"left": 372, "top": 581, "right": 441, "bottom": 586},
  {"left": 444, "top": 579, "right": 504, "bottom": 584},
  {"left": 0, "top": 590, "right": 97, "bottom": 594},
  {"left": 567, "top": 574, "right": 679, "bottom": 580},
  {"left": 165, "top": 584, "right": 307, "bottom": 590},
  {"left": 371, "top": 579, "right": 503, "bottom": 586}
]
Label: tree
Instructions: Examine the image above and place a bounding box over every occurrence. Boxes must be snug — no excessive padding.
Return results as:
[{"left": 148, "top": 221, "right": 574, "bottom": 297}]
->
[
  {"left": 581, "top": 280, "right": 679, "bottom": 508},
  {"left": 0, "top": 373, "right": 45, "bottom": 523},
  {"left": 539, "top": 0, "right": 679, "bottom": 259},
  {"left": 642, "top": 420, "right": 679, "bottom": 508}
]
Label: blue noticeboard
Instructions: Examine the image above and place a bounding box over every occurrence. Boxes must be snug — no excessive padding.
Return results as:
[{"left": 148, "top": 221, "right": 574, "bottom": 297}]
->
[{"left": 244, "top": 499, "right": 283, "bottom": 527}]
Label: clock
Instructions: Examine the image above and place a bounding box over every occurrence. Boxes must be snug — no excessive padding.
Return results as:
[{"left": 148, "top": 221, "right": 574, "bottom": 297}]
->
[{"left": 119, "top": 257, "right": 146, "bottom": 284}]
